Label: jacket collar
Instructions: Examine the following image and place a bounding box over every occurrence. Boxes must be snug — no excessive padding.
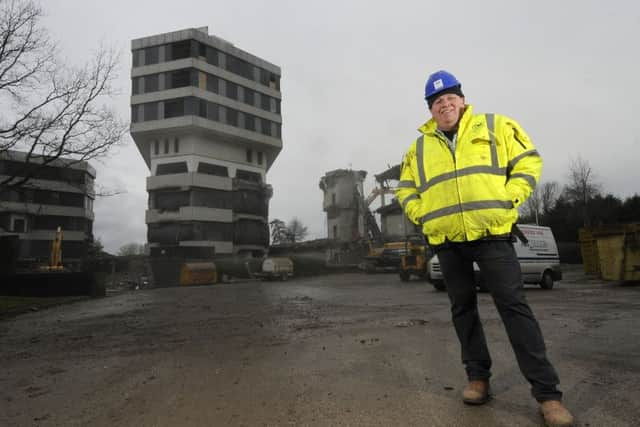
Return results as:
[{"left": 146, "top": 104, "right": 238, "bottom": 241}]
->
[{"left": 418, "top": 104, "right": 474, "bottom": 136}]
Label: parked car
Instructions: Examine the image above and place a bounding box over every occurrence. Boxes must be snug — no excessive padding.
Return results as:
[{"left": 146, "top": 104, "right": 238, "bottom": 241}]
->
[{"left": 428, "top": 225, "right": 562, "bottom": 291}]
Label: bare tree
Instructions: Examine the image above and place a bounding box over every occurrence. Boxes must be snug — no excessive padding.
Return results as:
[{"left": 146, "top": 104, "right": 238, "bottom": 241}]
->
[
  {"left": 521, "top": 186, "right": 542, "bottom": 224},
  {"left": 117, "top": 243, "right": 145, "bottom": 257},
  {"left": 564, "top": 156, "right": 601, "bottom": 226},
  {"left": 539, "top": 181, "right": 559, "bottom": 215},
  {"left": 0, "top": 0, "right": 127, "bottom": 191},
  {"left": 287, "top": 217, "right": 308, "bottom": 243}
]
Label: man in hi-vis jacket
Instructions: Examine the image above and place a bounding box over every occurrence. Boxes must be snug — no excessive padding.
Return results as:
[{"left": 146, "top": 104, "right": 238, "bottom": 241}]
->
[{"left": 396, "top": 70, "right": 574, "bottom": 427}]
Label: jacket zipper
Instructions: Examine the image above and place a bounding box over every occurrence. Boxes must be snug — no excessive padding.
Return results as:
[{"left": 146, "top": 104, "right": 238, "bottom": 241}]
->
[{"left": 435, "top": 130, "right": 468, "bottom": 241}]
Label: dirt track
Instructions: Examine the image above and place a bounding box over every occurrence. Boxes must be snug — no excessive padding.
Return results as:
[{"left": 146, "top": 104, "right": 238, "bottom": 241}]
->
[{"left": 1, "top": 268, "right": 639, "bottom": 426}]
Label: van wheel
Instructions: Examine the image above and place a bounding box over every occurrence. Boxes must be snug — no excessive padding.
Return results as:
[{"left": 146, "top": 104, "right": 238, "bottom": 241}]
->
[
  {"left": 540, "top": 271, "right": 554, "bottom": 290},
  {"left": 399, "top": 271, "right": 410, "bottom": 282},
  {"left": 281, "top": 273, "right": 288, "bottom": 282},
  {"left": 432, "top": 280, "right": 446, "bottom": 291}
]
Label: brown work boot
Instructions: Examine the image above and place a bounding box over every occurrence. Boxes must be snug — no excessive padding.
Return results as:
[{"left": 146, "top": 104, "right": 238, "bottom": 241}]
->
[
  {"left": 462, "top": 380, "right": 491, "bottom": 405},
  {"left": 540, "top": 400, "right": 574, "bottom": 427}
]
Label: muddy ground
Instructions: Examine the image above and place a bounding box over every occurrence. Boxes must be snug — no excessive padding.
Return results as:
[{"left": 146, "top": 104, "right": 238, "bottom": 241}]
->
[{"left": 1, "top": 267, "right": 639, "bottom": 426}]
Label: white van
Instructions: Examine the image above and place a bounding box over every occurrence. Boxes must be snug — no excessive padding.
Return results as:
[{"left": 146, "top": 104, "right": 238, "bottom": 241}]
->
[{"left": 428, "top": 225, "right": 562, "bottom": 291}]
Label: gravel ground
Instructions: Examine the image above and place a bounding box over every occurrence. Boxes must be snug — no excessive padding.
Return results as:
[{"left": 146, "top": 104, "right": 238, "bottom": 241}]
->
[{"left": 1, "top": 267, "right": 639, "bottom": 426}]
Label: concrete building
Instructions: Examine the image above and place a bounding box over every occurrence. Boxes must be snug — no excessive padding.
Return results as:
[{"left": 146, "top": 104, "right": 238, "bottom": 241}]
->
[
  {"left": 130, "top": 27, "right": 282, "bottom": 259},
  {"left": 0, "top": 150, "right": 95, "bottom": 268},
  {"left": 373, "top": 165, "right": 419, "bottom": 240},
  {"left": 319, "top": 169, "right": 367, "bottom": 242}
]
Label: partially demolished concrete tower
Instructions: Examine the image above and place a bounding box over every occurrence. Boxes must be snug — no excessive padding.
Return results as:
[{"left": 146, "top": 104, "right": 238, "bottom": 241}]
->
[
  {"left": 319, "top": 169, "right": 367, "bottom": 242},
  {"left": 130, "top": 27, "right": 282, "bottom": 259}
]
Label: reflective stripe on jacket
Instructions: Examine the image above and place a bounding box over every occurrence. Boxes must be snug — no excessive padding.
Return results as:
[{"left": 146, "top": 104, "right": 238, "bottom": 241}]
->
[{"left": 396, "top": 104, "right": 542, "bottom": 246}]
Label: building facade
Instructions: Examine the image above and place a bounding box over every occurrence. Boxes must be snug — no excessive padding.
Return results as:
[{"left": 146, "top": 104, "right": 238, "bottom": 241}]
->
[
  {"left": 372, "top": 164, "right": 419, "bottom": 240},
  {"left": 130, "top": 27, "right": 283, "bottom": 258},
  {"left": 0, "top": 150, "right": 95, "bottom": 267},
  {"left": 319, "top": 169, "right": 367, "bottom": 243}
]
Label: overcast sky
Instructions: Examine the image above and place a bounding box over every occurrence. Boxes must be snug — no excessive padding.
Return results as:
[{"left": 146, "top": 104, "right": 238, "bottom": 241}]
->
[{"left": 42, "top": 0, "right": 640, "bottom": 253}]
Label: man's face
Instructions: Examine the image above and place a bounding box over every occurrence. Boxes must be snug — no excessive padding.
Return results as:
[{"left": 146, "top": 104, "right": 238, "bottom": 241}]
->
[{"left": 429, "top": 93, "right": 465, "bottom": 131}]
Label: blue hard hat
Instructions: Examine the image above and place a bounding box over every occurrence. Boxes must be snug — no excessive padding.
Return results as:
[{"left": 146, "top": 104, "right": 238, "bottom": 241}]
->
[{"left": 424, "top": 70, "right": 461, "bottom": 100}]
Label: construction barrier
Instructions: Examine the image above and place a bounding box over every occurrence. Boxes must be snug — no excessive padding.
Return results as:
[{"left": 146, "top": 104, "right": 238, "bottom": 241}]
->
[
  {"left": 579, "top": 223, "right": 640, "bottom": 281},
  {"left": 179, "top": 262, "right": 217, "bottom": 286}
]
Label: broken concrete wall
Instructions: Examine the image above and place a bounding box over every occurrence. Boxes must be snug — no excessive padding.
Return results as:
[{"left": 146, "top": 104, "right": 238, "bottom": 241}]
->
[{"left": 319, "top": 169, "right": 367, "bottom": 243}]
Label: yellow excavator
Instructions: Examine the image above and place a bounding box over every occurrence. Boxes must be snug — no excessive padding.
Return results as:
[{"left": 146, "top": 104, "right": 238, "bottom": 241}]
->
[
  {"left": 41, "top": 226, "right": 65, "bottom": 271},
  {"left": 398, "top": 234, "right": 433, "bottom": 281}
]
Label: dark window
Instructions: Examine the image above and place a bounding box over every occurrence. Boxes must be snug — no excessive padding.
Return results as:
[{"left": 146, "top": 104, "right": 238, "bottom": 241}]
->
[
  {"left": 206, "top": 46, "right": 218, "bottom": 66},
  {"left": 275, "top": 123, "right": 282, "bottom": 138},
  {"left": 259, "top": 68, "right": 269, "bottom": 85},
  {"left": 145, "top": 74, "right": 159, "bottom": 92},
  {"left": 269, "top": 73, "right": 280, "bottom": 90},
  {"left": 191, "top": 189, "right": 233, "bottom": 209},
  {"left": 333, "top": 225, "right": 338, "bottom": 239},
  {"left": 143, "top": 102, "right": 158, "bottom": 121},
  {"left": 245, "top": 114, "right": 255, "bottom": 131},
  {"left": 170, "top": 40, "right": 191, "bottom": 60},
  {"left": 156, "top": 162, "right": 188, "bottom": 175},
  {"left": 154, "top": 190, "right": 189, "bottom": 211},
  {"left": 164, "top": 99, "right": 184, "bottom": 118},
  {"left": 132, "top": 49, "right": 141, "bottom": 67},
  {"left": 257, "top": 151, "right": 263, "bottom": 165},
  {"left": 145, "top": 46, "right": 159, "bottom": 65},
  {"left": 32, "top": 190, "right": 84, "bottom": 207},
  {"left": 207, "top": 102, "right": 219, "bottom": 121},
  {"left": 197, "top": 162, "right": 229, "bottom": 177},
  {"left": 32, "top": 215, "right": 88, "bottom": 232},
  {"left": 260, "top": 93, "right": 270, "bottom": 111},
  {"left": 154, "top": 140, "right": 159, "bottom": 155},
  {"left": 164, "top": 139, "right": 169, "bottom": 154},
  {"left": 226, "top": 55, "right": 253, "bottom": 80},
  {"left": 226, "top": 81, "right": 238, "bottom": 100},
  {"left": 13, "top": 218, "right": 26, "bottom": 233},
  {"left": 260, "top": 118, "right": 271, "bottom": 136},
  {"left": 184, "top": 97, "right": 197, "bottom": 116},
  {"left": 244, "top": 88, "right": 255, "bottom": 105},
  {"left": 169, "top": 69, "right": 191, "bottom": 88},
  {"left": 234, "top": 219, "right": 268, "bottom": 245},
  {"left": 198, "top": 99, "right": 207, "bottom": 118},
  {"left": 246, "top": 149, "right": 253, "bottom": 163},
  {"left": 131, "top": 105, "right": 139, "bottom": 123},
  {"left": 206, "top": 75, "right": 219, "bottom": 93},
  {"left": 226, "top": 109, "right": 238, "bottom": 127},
  {"left": 132, "top": 77, "right": 141, "bottom": 95},
  {"left": 0, "top": 161, "right": 87, "bottom": 184},
  {"left": 236, "top": 169, "right": 262, "bottom": 183},
  {"left": 198, "top": 42, "right": 206, "bottom": 58},
  {"left": 275, "top": 99, "right": 281, "bottom": 114},
  {"left": 332, "top": 193, "right": 336, "bottom": 205},
  {"left": 174, "top": 138, "right": 180, "bottom": 153},
  {"left": 233, "top": 190, "right": 268, "bottom": 216}
]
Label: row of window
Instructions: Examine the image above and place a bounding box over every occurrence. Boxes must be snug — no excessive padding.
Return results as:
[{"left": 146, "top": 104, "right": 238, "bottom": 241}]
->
[
  {"left": 150, "top": 188, "right": 267, "bottom": 216},
  {"left": 153, "top": 138, "right": 180, "bottom": 156},
  {"left": 0, "top": 188, "right": 87, "bottom": 208},
  {"left": 3, "top": 214, "right": 92, "bottom": 233},
  {"left": 132, "top": 68, "right": 281, "bottom": 115},
  {"left": 132, "top": 97, "right": 282, "bottom": 138},
  {"left": 148, "top": 220, "right": 268, "bottom": 244},
  {"left": 0, "top": 160, "right": 92, "bottom": 185},
  {"left": 154, "top": 161, "right": 263, "bottom": 182},
  {"left": 132, "top": 39, "right": 280, "bottom": 90}
]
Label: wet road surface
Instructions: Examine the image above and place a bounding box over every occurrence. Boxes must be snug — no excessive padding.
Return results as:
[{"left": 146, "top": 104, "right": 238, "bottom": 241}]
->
[{"left": 1, "top": 269, "right": 639, "bottom": 426}]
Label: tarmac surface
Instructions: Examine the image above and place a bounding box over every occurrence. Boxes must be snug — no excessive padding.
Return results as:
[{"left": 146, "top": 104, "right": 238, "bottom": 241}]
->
[{"left": 1, "top": 266, "right": 639, "bottom": 426}]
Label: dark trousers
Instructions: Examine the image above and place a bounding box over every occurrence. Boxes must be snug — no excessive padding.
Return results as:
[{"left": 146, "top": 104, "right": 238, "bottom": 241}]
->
[{"left": 435, "top": 239, "right": 562, "bottom": 402}]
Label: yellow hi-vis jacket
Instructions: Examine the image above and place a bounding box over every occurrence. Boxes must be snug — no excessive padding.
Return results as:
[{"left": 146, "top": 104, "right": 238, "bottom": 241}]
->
[{"left": 396, "top": 105, "right": 542, "bottom": 246}]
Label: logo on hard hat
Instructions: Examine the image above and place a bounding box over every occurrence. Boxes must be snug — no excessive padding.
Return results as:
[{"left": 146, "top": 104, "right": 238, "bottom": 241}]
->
[{"left": 433, "top": 79, "right": 444, "bottom": 90}]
